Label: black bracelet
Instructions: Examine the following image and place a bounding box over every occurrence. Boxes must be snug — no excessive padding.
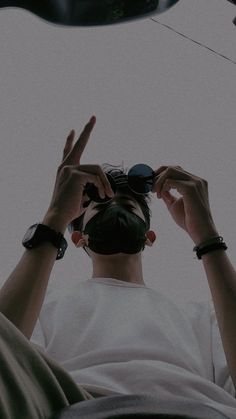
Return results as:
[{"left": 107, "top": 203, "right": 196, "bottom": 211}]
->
[{"left": 193, "top": 236, "right": 227, "bottom": 259}]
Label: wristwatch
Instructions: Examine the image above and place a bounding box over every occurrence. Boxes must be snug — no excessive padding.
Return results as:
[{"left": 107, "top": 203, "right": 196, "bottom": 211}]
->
[{"left": 22, "top": 223, "right": 68, "bottom": 260}]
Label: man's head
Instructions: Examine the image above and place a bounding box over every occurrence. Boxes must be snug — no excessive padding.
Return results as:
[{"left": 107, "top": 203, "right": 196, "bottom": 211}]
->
[{"left": 69, "top": 163, "right": 155, "bottom": 258}]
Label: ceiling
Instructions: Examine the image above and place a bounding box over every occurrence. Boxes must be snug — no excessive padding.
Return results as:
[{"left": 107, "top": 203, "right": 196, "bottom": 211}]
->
[{"left": 0, "top": 0, "right": 235, "bottom": 304}]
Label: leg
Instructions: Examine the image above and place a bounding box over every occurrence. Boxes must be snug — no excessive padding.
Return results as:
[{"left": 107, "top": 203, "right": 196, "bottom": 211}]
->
[{"left": 0, "top": 312, "right": 94, "bottom": 419}]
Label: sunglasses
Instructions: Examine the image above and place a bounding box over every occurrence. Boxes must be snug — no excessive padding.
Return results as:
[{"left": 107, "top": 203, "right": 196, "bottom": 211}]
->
[{"left": 83, "top": 163, "right": 158, "bottom": 205}]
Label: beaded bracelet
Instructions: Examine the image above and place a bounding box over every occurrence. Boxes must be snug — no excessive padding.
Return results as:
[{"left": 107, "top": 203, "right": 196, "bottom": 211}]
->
[{"left": 193, "top": 236, "right": 227, "bottom": 259}]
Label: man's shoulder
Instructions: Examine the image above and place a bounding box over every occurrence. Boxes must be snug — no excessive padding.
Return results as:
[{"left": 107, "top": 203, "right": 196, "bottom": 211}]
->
[{"left": 44, "top": 280, "right": 89, "bottom": 304}]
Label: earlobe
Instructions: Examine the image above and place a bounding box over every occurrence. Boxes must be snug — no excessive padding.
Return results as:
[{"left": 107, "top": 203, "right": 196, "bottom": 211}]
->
[
  {"left": 71, "top": 231, "right": 83, "bottom": 246},
  {"left": 145, "top": 230, "right": 156, "bottom": 246},
  {"left": 71, "top": 231, "right": 89, "bottom": 248}
]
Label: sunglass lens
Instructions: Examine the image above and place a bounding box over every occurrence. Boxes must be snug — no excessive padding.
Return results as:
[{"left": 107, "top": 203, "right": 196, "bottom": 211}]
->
[{"left": 128, "top": 164, "right": 155, "bottom": 194}]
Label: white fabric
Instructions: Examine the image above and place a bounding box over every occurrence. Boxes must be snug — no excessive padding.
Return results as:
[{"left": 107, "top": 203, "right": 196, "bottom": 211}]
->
[{"left": 31, "top": 277, "right": 236, "bottom": 418}]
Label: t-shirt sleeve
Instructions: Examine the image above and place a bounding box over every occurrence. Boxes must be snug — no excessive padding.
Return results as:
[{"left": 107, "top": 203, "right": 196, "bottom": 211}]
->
[
  {"left": 30, "top": 317, "right": 46, "bottom": 352},
  {"left": 208, "top": 300, "right": 236, "bottom": 398}
]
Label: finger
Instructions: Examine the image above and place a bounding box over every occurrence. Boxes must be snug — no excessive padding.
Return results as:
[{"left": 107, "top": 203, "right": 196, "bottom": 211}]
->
[
  {"left": 161, "top": 179, "right": 196, "bottom": 197},
  {"left": 65, "top": 116, "right": 96, "bottom": 165},
  {"left": 97, "top": 166, "right": 114, "bottom": 197},
  {"left": 62, "top": 130, "right": 75, "bottom": 163},
  {"left": 87, "top": 175, "right": 107, "bottom": 200},
  {"left": 154, "top": 166, "right": 168, "bottom": 176},
  {"left": 160, "top": 190, "right": 177, "bottom": 206},
  {"left": 152, "top": 167, "right": 191, "bottom": 197},
  {"left": 154, "top": 165, "right": 185, "bottom": 176},
  {"left": 79, "top": 164, "right": 114, "bottom": 198},
  {"left": 152, "top": 166, "right": 176, "bottom": 193}
]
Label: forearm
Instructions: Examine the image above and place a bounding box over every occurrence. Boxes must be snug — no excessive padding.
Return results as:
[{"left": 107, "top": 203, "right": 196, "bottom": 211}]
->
[
  {"left": 0, "top": 214, "right": 67, "bottom": 340},
  {"left": 201, "top": 248, "right": 236, "bottom": 389}
]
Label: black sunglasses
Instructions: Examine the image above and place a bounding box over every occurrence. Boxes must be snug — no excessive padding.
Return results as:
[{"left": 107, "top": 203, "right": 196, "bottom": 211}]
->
[{"left": 83, "top": 163, "right": 158, "bottom": 204}]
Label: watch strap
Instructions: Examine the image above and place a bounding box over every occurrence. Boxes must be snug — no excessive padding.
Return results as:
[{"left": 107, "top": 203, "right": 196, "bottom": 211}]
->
[
  {"left": 23, "top": 223, "right": 68, "bottom": 260},
  {"left": 40, "top": 224, "right": 68, "bottom": 260}
]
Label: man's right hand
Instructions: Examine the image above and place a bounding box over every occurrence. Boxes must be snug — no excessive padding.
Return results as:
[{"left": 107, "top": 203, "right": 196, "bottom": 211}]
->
[{"left": 43, "top": 116, "right": 114, "bottom": 230}]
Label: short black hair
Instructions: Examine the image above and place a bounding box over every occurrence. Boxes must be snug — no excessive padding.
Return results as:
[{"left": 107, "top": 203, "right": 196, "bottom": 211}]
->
[{"left": 68, "top": 163, "right": 152, "bottom": 233}]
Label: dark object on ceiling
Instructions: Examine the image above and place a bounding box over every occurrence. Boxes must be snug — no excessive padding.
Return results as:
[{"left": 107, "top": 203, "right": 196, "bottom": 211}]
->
[
  {"left": 0, "top": 0, "right": 180, "bottom": 26},
  {"left": 226, "top": 0, "right": 236, "bottom": 25}
]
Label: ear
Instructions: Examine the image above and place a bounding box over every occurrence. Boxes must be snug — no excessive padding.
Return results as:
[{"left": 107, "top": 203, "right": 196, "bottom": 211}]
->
[
  {"left": 71, "top": 231, "right": 83, "bottom": 247},
  {"left": 71, "top": 231, "right": 90, "bottom": 248},
  {"left": 145, "top": 230, "right": 156, "bottom": 247}
]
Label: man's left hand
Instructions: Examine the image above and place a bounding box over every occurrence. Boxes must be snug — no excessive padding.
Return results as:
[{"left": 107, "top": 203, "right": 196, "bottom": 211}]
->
[{"left": 152, "top": 166, "right": 219, "bottom": 245}]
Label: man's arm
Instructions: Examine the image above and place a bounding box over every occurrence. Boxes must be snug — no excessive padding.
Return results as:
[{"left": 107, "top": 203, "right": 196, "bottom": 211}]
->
[
  {"left": 152, "top": 165, "right": 236, "bottom": 391},
  {"left": 0, "top": 214, "right": 67, "bottom": 340},
  {"left": 201, "top": 247, "right": 236, "bottom": 391},
  {"left": 0, "top": 117, "right": 99, "bottom": 341}
]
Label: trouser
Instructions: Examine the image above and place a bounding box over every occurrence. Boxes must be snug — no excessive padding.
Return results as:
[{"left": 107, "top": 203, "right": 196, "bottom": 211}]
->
[{"left": 0, "top": 312, "right": 96, "bottom": 419}]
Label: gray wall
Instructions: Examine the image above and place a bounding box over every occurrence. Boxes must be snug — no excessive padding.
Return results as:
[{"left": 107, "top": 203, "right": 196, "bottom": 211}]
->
[{"left": 0, "top": 0, "right": 235, "bottom": 306}]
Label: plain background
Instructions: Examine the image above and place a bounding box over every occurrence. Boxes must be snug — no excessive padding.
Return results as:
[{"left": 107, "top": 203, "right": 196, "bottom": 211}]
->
[{"left": 0, "top": 0, "right": 235, "bottom": 306}]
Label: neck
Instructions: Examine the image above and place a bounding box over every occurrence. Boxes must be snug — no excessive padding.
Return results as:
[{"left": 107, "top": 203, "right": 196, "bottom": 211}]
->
[{"left": 91, "top": 252, "right": 145, "bottom": 285}]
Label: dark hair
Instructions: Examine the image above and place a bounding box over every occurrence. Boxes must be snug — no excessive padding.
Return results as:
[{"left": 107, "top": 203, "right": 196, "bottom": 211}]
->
[{"left": 68, "top": 163, "right": 152, "bottom": 233}]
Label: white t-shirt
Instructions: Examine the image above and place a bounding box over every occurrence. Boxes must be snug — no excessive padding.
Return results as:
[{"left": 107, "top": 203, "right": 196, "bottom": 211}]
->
[{"left": 31, "top": 277, "right": 236, "bottom": 418}]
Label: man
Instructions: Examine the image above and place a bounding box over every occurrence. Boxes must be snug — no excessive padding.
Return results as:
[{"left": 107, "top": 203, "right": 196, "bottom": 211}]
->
[
  {"left": 1, "top": 116, "right": 236, "bottom": 419},
  {"left": 69, "top": 162, "right": 156, "bottom": 286}
]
